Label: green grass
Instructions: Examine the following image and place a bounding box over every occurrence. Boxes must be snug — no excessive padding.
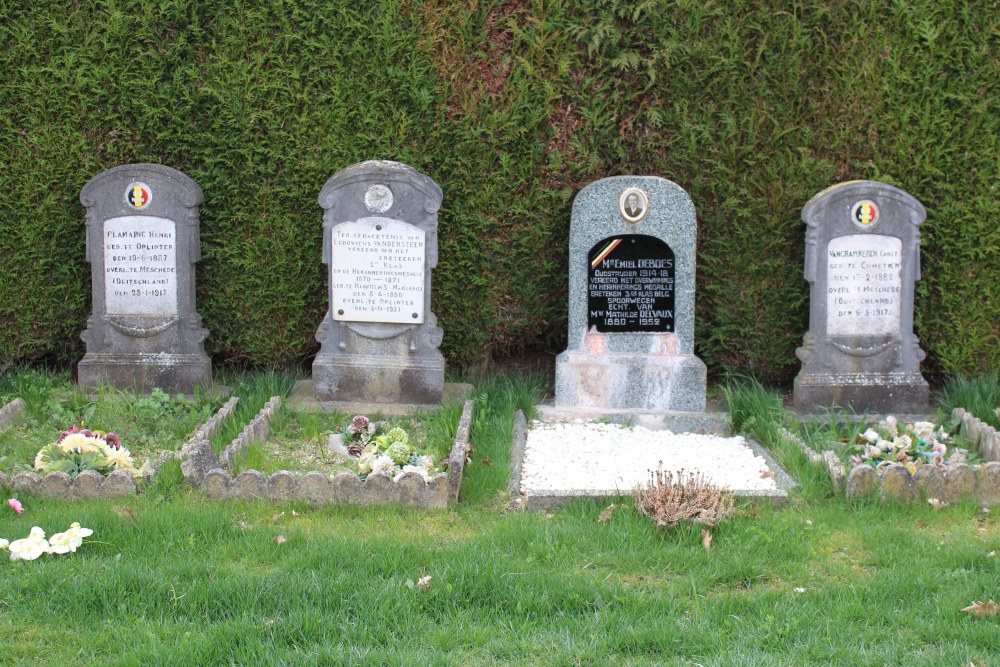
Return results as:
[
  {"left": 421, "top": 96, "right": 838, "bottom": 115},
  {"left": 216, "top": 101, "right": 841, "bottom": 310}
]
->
[
  {"left": 209, "top": 369, "right": 298, "bottom": 454},
  {"left": 1, "top": 370, "right": 998, "bottom": 665},
  {"left": 940, "top": 374, "right": 1000, "bottom": 430},
  {"left": 0, "top": 369, "right": 222, "bottom": 475},
  {"left": 231, "top": 401, "right": 464, "bottom": 477}
]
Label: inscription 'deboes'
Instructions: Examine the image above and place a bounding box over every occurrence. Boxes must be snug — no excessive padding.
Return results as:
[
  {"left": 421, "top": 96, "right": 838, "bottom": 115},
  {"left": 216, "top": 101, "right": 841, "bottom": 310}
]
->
[
  {"left": 587, "top": 234, "right": 675, "bottom": 333},
  {"left": 826, "top": 234, "right": 901, "bottom": 336},
  {"left": 330, "top": 218, "right": 425, "bottom": 324},
  {"left": 103, "top": 215, "right": 178, "bottom": 316}
]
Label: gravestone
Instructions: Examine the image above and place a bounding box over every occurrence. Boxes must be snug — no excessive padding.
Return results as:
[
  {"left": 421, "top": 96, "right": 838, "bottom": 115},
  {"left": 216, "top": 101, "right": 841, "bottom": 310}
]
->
[
  {"left": 555, "top": 176, "right": 707, "bottom": 411},
  {"left": 77, "top": 164, "right": 211, "bottom": 394},
  {"left": 312, "top": 161, "right": 445, "bottom": 404},
  {"left": 794, "top": 180, "right": 929, "bottom": 413}
]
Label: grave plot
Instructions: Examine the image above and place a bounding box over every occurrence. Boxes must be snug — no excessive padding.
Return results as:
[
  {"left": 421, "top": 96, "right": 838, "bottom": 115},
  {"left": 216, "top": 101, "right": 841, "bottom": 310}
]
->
[
  {"left": 0, "top": 381, "right": 229, "bottom": 499},
  {"left": 512, "top": 413, "right": 795, "bottom": 511},
  {"left": 181, "top": 398, "right": 472, "bottom": 509},
  {"left": 781, "top": 412, "right": 1000, "bottom": 505}
]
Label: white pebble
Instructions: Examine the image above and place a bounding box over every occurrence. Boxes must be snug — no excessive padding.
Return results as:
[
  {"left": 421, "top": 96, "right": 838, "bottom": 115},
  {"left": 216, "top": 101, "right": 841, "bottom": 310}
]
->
[{"left": 520, "top": 421, "right": 778, "bottom": 494}]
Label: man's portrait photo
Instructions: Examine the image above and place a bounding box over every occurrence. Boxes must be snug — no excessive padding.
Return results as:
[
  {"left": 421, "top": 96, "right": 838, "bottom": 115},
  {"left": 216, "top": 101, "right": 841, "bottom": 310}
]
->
[{"left": 619, "top": 187, "right": 649, "bottom": 222}]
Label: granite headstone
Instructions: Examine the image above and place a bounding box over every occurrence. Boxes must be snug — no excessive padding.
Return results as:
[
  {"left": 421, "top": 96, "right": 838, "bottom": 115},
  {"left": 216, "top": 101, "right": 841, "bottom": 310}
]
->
[
  {"left": 312, "top": 161, "right": 445, "bottom": 404},
  {"left": 794, "top": 180, "right": 929, "bottom": 413},
  {"left": 555, "top": 176, "right": 707, "bottom": 411},
  {"left": 78, "top": 164, "right": 211, "bottom": 394}
]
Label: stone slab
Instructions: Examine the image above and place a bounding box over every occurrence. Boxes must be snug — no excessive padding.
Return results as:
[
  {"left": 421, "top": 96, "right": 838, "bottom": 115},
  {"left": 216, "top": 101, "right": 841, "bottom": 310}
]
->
[
  {"left": 312, "top": 161, "right": 446, "bottom": 404},
  {"left": 536, "top": 404, "right": 730, "bottom": 435},
  {"left": 512, "top": 416, "right": 793, "bottom": 510},
  {"left": 78, "top": 163, "right": 211, "bottom": 395},
  {"left": 555, "top": 175, "right": 707, "bottom": 412},
  {"left": 794, "top": 180, "right": 929, "bottom": 414},
  {"left": 288, "top": 379, "right": 472, "bottom": 415}
]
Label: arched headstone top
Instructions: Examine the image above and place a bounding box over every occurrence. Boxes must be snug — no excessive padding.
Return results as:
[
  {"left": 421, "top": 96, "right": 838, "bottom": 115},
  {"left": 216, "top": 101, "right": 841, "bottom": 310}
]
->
[
  {"left": 318, "top": 160, "right": 442, "bottom": 217},
  {"left": 80, "top": 163, "right": 203, "bottom": 212},
  {"left": 801, "top": 180, "right": 926, "bottom": 230}
]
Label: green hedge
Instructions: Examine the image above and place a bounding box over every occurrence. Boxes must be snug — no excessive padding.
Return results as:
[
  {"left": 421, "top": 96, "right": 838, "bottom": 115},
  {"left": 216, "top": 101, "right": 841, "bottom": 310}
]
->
[{"left": 1, "top": 0, "right": 997, "bottom": 383}]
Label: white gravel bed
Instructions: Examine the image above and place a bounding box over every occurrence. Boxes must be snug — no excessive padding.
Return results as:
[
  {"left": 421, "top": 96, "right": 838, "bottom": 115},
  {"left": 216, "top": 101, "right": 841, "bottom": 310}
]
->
[{"left": 520, "top": 420, "right": 779, "bottom": 494}]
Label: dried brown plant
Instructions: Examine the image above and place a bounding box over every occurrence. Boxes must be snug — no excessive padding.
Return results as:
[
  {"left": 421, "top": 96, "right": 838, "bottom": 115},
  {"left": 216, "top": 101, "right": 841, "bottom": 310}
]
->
[{"left": 633, "top": 466, "right": 736, "bottom": 529}]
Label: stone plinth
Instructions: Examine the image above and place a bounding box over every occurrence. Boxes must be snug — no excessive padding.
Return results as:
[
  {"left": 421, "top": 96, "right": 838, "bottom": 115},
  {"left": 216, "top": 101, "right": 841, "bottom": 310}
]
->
[
  {"left": 794, "top": 181, "right": 929, "bottom": 413},
  {"left": 312, "top": 161, "right": 445, "bottom": 404},
  {"left": 77, "top": 164, "right": 211, "bottom": 394},
  {"left": 555, "top": 176, "right": 706, "bottom": 411}
]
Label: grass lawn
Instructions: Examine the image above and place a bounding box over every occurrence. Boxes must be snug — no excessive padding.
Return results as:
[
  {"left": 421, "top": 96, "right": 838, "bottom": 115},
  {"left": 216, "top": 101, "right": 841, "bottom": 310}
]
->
[{"left": 0, "top": 372, "right": 997, "bottom": 666}]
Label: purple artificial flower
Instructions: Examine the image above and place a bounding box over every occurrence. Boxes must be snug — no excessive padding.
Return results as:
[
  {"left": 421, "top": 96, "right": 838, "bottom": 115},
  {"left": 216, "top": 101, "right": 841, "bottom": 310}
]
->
[{"left": 105, "top": 433, "right": 121, "bottom": 450}]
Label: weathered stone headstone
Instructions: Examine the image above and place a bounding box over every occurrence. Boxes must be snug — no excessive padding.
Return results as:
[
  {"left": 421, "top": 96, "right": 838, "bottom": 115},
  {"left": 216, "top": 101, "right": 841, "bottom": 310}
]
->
[
  {"left": 555, "top": 176, "right": 706, "bottom": 411},
  {"left": 794, "top": 180, "right": 929, "bottom": 413},
  {"left": 78, "top": 164, "right": 211, "bottom": 394},
  {"left": 312, "top": 161, "right": 445, "bottom": 404}
]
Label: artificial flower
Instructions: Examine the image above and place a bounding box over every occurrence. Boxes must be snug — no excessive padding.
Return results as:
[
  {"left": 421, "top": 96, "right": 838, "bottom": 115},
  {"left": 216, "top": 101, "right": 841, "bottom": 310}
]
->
[
  {"left": 357, "top": 452, "right": 375, "bottom": 476},
  {"left": 0, "top": 539, "right": 8, "bottom": 550},
  {"left": 394, "top": 465, "right": 430, "bottom": 482},
  {"left": 386, "top": 442, "right": 411, "bottom": 465},
  {"left": 7, "top": 498, "right": 23, "bottom": 514},
  {"left": 348, "top": 415, "right": 369, "bottom": 434},
  {"left": 370, "top": 455, "right": 397, "bottom": 478},
  {"left": 9, "top": 527, "right": 49, "bottom": 561}
]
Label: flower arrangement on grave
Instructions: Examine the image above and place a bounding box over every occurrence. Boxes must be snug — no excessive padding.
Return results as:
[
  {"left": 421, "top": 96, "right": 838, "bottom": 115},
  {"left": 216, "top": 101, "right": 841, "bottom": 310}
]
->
[
  {"left": 0, "top": 522, "right": 94, "bottom": 561},
  {"left": 34, "top": 425, "right": 140, "bottom": 478},
  {"left": 344, "top": 415, "right": 437, "bottom": 483},
  {"left": 847, "top": 416, "right": 976, "bottom": 473}
]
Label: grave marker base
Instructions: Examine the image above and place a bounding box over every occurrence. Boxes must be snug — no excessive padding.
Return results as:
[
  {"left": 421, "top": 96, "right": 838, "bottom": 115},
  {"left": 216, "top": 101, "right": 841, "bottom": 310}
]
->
[
  {"left": 78, "top": 353, "right": 212, "bottom": 396},
  {"left": 793, "top": 372, "right": 929, "bottom": 414},
  {"left": 555, "top": 349, "right": 706, "bottom": 412}
]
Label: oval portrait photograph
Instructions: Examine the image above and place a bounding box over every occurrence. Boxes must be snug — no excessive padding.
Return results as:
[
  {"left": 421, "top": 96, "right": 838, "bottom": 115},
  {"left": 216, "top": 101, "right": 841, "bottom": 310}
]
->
[{"left": 619, "top": 187, "right": 649, "bottom": 223}]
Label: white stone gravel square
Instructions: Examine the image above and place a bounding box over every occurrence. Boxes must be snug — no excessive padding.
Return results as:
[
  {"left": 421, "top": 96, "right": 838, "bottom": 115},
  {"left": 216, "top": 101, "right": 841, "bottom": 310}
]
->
[{"left": 520, "top": 420, "right": 780, "bottom": 495}]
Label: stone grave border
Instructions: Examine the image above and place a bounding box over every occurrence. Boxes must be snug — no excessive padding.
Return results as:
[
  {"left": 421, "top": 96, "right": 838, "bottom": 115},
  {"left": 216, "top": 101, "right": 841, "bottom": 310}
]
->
[
  {"left": 0, "top": 395, "right": 238, "bottom": 499},
  {"left": 510, "top": 411, "right": 795, "bottom": 511},
  {"left": 782, "top": 410, "right": 1000, "bottom": 504},
  {"left": 180, "top": 398, "right": 473, "bottom": 509}
]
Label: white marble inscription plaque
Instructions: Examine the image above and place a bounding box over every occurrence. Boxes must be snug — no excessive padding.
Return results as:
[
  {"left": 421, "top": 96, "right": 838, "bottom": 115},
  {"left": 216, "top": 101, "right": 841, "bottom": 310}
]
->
[
  {"left": 103, "top": 216, "right": 178, "bottom": 315},
  {"left": 826, "top": 234, "right": 901, "bottom": 335},
  {"left": 330, "top": 217, "right": 425, "bottom": 324}
]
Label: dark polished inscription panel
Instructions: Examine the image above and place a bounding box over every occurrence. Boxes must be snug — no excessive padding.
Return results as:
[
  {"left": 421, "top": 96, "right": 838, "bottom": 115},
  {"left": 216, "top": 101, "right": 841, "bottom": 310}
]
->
[{"left": 587, "top": 234, "right": 674, "bottom": 333}]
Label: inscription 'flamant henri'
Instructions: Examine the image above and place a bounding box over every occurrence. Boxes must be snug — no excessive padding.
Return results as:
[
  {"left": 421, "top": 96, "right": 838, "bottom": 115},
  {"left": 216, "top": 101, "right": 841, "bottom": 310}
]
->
[{"left": 102, "top": 216, "right": 178, "bottom": 316}]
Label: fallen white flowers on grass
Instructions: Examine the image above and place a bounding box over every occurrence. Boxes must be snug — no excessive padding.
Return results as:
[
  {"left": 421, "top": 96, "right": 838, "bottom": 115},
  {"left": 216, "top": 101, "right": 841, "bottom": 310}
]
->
[{"left": 1, "top": 523, "right": 94, "bottom": 561}]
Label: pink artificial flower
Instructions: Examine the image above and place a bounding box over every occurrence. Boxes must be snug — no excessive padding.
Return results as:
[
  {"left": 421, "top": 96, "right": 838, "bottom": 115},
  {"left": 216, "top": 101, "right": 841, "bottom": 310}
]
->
[
  {"left": 7, "top": 498, "right": 23, "bottom": 515},
  {"left": 349, "top": 415, "right": 370, "bottom": 434},
  {"left": 57, "top": 424, "right": 83, "bottom": 444}
]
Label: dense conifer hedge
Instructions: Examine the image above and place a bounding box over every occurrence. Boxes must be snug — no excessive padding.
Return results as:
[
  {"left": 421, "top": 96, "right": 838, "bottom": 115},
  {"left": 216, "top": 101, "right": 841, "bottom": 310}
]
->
[{"left": 1, "top": 1, "right": 996, "bottom": 383}]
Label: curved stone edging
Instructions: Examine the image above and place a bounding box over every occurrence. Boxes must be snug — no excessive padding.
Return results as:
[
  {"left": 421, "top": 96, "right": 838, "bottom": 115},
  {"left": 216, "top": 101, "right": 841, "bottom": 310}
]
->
[
  {"left": 191, "top": 396, "right": 240, "bottom": 443},
  {"left": 446, "top": 400, "right": 473, "bottom": 502},
  {"left": 180, "top": 399, "right": 474, "bottom": 509},
  {"left": 219, "top": 396, "right": 280, "bottom": 469},
  {"left": 1, "top": 396, "right": 242, "bottom": 498},
  {"left": 1, "top": 469, "right": 138, "bottom": 498},
  {"left": 952, "top": 407, "right": 1000, "bottom": 462},
  {"left": 0, "top": 398, "right": 27, "bottom": 433},
  {"left": 847, "top": 461, "right": 1000, "bottom": 505},
  {"left": 200, "top": 468, "right": 451, "bottom": 508}
]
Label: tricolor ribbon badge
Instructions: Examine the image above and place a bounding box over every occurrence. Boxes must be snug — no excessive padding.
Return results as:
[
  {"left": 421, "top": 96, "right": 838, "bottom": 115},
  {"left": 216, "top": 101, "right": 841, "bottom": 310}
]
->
[
  {"left": 591, "top": 238, "right": 622, "bottom": 268},
  {"left": 853, "top": 200, "right": 878, "bottom": 226},
  {"left": 127, "top": 184, "right": 151, "bottom": 208}
]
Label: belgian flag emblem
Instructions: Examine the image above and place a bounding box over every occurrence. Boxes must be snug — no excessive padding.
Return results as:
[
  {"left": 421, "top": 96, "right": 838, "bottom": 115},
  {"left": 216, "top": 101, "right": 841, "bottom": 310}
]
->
[
  {"left": 851, "top": 200, "right": 878, "bottom": 226},
  {"left": 126, "top": 183, "right": 151, "bottom": 209}
]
